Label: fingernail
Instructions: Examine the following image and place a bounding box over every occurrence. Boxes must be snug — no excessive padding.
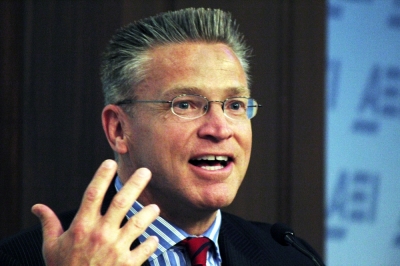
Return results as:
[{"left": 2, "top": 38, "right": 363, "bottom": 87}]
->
[
  {"left": 31, "top": 205, "right": 41, "bottom": 218},
  {"left": 149, "top": 235, "right": 159, "bottom": 243},
  {"left": 136, "top": 168, "right": 151, "bottom": 178},
  {"left": 103, "top": 159, "right": 116, "bottom": 169},
  {"left": 150, "top": 204, "right": 160, "bottom": 213}
]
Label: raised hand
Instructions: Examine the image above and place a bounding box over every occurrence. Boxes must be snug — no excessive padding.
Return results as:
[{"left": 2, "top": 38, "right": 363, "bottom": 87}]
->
[{"left": 31, "top": 160, "right": 160, "bottom": 266}]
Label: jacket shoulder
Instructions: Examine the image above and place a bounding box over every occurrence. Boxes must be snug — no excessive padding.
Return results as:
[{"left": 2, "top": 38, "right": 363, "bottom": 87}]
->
[
  {"left": 219, "top": 212, "right": 323, "bottom": 266},
  {"left": 0, "top": 209, "right": 77, "bottom": 266},
  {"left": 0, "top": 225, "right": 44, "bottom": 266},
  {"left": 0, "top": 182, "right": 115, "bottom": 266}
]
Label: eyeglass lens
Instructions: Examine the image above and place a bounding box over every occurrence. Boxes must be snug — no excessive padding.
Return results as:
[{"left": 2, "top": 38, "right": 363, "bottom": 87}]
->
[{"left": 171, "top": 95, "right": 258, "bottom": 119}]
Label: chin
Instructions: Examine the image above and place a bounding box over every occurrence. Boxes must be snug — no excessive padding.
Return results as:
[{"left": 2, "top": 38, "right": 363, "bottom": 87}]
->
[{"left": 198, "top": 190, "right": 237, "bottom": 210}]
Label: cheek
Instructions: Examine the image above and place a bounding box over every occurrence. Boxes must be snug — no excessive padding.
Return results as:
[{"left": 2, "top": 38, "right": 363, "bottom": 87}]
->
[
  {"left": 149, "top": 122, "right": 193, "bottom": 159},
  {"left": 134, "top": 112, "right": 194, "bottom": 148},
  {"left": 237, "top": 123, "right": 252, "bottom": 151}
]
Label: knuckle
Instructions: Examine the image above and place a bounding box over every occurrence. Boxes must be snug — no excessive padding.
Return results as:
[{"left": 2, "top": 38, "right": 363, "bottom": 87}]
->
[
  {"left": 128, "top": 238, "right": 158, "bottom": 265},
  {"left": 111, "top": 194, "right": 129, "bottom": 210},
  {"left": 89, "top": 230, "right": 108, "bottom": 245},
  {"left": 140, "top": 242, "right": 154, "bottom": 257},
  {"left": 129, "top": 216, "right": 146, "bottom": 230},
  {"left": 85, "top": 186, "right": 100, "bottom": 202},
  {"left": 69, "top": 221, "right": 89, "bottom": 242}
]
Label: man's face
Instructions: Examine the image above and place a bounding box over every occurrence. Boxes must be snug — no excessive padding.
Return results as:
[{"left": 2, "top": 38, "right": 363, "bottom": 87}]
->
[{"left": 122, "top": 42, "right": 252, "bottom": 219}]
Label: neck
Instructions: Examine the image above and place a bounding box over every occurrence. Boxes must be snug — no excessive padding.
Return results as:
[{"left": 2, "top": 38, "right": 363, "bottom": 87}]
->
[
  {"left": 160, "top": 207, "right": 218, "bottom": 236},
  {"left": 117, "top": 165, "right": 219, "bottom": 235},
  {"left": 138, "top": 190, "right": 218, "bottom": 235}
]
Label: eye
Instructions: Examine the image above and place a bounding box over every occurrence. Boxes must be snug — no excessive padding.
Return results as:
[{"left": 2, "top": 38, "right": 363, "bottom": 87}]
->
[
  {"left": 172, "top": 95, "right": 206, "bottom": 114},
  {"left": 175, "top": 101, "right": 191, "bottom": 110},
  {"left": 226, "top": 99, "right": 246, "bottom": 112},
  {"left": 173, "top": 99, "right": 202, "bottom": 110}
]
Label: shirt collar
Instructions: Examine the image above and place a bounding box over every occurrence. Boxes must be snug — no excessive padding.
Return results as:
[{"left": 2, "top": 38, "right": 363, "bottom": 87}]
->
[{"left": 115, "top": 176, "right": 222, "bottom": 262}]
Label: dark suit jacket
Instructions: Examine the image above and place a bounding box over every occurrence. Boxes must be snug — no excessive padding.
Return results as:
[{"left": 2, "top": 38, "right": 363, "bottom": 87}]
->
[{"left": 0, "top": 183, "right": 323, "bottom": 265}]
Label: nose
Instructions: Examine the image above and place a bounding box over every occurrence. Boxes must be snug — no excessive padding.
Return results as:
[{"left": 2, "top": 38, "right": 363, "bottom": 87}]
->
[
  {"left": 208, "top": 100, "right": 224, "bottom": 110},
  {"left": 197, "top": 102, "right": 233, "bottom": 141}
]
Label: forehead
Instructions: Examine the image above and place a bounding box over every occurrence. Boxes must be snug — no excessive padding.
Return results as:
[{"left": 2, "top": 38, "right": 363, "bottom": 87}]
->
[{"left": 137, "top": 42, "right": 249, "bottom": 98}]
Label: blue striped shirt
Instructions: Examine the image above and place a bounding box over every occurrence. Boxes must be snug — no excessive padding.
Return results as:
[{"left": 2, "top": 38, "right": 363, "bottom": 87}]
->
[{"left": 115, "top": 176, "right": 222, "bottom": 266}]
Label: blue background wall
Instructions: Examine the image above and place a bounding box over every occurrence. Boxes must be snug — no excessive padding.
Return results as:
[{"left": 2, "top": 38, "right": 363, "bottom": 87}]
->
[{"left": 326, "top": 0, "right": 400, "bottom": 265}]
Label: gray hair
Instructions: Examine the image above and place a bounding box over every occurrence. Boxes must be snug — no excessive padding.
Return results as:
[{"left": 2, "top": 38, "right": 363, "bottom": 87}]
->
[{"left": 100, "top": 7, "right": 252, "bottom": 105}]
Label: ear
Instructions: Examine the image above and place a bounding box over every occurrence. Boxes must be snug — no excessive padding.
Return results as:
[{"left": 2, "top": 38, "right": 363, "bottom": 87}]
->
[{"left": 101, "top": 104, "right": 129, "bottom": 154}]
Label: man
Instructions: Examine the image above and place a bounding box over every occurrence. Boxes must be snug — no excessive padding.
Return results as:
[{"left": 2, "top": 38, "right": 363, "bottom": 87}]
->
[{"left": 0, "top": 8, "right": 323, "bottom": 265}]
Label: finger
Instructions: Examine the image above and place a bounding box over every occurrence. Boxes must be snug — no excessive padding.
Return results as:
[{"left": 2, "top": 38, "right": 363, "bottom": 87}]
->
[
  {"left": 76, "top": 159, "right": 118, "bottom": 221},
  {"left": 103, "top": 168, "right": 152, "bottom": 225},
  {"left": 31, "top": 204, "right": 64, "bottom": 245},
  {"left": 129, "top": 236, "right": 159, "bottom": 265},
  {"left": 120, "top": 204, "right": 160, "bottom": 245}
]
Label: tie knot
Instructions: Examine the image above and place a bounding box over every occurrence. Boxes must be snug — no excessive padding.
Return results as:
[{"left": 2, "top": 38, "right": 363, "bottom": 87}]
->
[{"left": 178, "top": 237, "right": 212, "bottom": 266}]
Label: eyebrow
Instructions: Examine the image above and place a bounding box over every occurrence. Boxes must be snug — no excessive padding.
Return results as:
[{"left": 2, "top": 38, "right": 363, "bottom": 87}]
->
[{"left": 161, "top": 86, "right": 250, "bottom": 99}]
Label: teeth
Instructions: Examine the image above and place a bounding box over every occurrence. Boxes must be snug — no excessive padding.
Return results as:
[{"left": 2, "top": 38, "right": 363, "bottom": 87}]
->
[
  {"left": 216, "top": 156, "right": 228, "bottom": 161},
  {"left": 201, "top": 165, "right": 224, "bottom": 171},
  {"left": 194, "top": 155, "right": 228, "bottom": 161}
]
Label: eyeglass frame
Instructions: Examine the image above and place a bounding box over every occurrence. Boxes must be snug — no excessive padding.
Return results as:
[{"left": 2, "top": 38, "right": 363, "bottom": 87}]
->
[{"left": 114, "top": 94, "right": 262, "bottom": 120}]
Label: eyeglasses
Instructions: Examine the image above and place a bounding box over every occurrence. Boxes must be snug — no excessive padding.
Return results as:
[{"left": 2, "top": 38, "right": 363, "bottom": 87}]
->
[{"left": 115, "top": 94, "right": 262, "bottom": 120}]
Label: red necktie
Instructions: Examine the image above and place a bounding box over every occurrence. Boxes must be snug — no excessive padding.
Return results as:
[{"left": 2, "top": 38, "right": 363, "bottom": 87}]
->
[{"left": 178, "top": 237, "right": 212, "bottom": 266}]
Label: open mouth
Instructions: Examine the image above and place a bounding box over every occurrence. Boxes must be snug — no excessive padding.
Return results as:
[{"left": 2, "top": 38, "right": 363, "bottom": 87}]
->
[{"left": 189, "top": 155, "right": 232, "bottom": 171}]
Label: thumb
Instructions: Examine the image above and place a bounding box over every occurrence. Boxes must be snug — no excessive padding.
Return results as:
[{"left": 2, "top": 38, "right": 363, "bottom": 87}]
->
[{"left": 32, "top": 204, "right": 64, "bottom": 243}]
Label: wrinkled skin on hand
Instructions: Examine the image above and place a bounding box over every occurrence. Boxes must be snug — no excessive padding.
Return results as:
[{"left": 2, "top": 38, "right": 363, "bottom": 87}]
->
[{"left": 32, "top": 160, "right": 160, "bottom": 266}]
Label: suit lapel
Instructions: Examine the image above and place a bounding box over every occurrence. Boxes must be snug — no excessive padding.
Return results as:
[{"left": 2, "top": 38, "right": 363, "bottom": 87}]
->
[{"left": 218, "top": 214, "right": 262, "bottom": 266}]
